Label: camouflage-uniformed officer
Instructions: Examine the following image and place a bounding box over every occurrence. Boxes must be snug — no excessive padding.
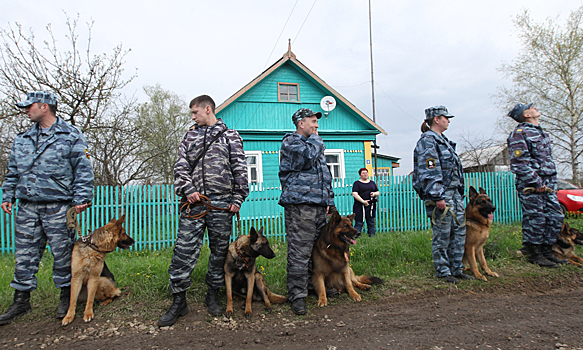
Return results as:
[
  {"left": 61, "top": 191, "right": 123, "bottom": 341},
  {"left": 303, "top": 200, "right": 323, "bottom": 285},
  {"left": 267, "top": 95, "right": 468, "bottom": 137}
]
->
[
  {"left": 0, "top": 91, "right": 94, "bottom": 325},
  {"left": 413, "top": 105, "right": 474, "bottom": 284},
  {"left": 279, "top": 108, "right": 334, "bottom": 315},
  {"left": 507, "top": 103, "right": 566, "bottom": 268},
  {"left": 158, "top": 95, "right": 248, "bottom": 327}
]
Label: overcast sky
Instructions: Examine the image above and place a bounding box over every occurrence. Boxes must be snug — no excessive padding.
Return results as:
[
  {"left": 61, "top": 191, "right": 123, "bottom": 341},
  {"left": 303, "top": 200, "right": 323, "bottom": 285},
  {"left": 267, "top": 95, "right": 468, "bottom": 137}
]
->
[{"left": 3, "top": 0, "right": 582, "bottom": 175}]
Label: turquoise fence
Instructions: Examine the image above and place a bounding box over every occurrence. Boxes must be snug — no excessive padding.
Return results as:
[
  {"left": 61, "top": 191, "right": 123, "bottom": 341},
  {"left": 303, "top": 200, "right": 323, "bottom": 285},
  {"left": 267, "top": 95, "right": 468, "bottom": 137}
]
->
[{"left": 0, "top": 171, "right": 521, "bottom": 253}]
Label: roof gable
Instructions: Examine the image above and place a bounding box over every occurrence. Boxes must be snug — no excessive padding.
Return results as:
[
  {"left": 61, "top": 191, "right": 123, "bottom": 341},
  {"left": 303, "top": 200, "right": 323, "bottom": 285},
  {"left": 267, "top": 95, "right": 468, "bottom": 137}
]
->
[{"left": 216, "top": 49, "right": 386, "bottom": 135}]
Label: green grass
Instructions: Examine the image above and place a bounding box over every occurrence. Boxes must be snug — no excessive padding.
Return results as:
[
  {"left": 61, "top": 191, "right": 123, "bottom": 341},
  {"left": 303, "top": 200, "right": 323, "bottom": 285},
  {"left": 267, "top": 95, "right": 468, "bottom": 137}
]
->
[{"left": 1, "top": 217, "right": 583, "bottom": 323}]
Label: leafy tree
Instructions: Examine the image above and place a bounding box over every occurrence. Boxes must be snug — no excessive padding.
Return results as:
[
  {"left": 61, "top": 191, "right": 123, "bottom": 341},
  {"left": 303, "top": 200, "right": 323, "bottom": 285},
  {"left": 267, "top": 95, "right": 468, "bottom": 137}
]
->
[
  {"left": 0, "top": 14, "right": 135, "bottom": 131},
  {"left": 495, "top": 7, "right": 583, "bottom": 185},
  {"left": 137, "top": 85, "right": 192, "bottom": 184}
]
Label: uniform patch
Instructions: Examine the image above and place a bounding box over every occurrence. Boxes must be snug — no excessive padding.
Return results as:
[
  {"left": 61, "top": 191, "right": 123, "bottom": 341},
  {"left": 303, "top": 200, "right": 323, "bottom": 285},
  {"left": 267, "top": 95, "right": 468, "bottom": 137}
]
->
[
  {"left": 516, "top": 129, "right": 522, "bottom": 132},
  {"left": 426, "top": 158, "right": 437, "bottom": 169},
  {"left": 513, "top": 149, "right": 523, "bottom": 158},
  {"left": 85, "top": 149, "right": 91, "bottom": 159}
]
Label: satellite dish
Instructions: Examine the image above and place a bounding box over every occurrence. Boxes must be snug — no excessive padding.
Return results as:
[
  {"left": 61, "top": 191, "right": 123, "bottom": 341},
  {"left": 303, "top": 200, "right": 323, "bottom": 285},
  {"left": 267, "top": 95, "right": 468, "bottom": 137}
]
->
[{"left": 320, "top": 96, "right": 336, "bottom": 117}]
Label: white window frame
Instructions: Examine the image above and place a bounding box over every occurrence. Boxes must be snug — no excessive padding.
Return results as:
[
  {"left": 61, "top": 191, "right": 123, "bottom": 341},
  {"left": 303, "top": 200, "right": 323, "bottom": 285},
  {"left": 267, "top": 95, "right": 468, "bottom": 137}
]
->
[
  {"left": 324, "top": 149, "right": 345, "bottom": 179},
  {"left": 245, "top": 151, "right": 263, "bottom": 184}
]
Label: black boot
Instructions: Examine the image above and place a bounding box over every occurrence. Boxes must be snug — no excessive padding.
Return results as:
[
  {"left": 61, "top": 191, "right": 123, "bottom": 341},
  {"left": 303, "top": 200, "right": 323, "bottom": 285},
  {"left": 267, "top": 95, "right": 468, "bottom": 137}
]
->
[
  {"left": 0, "top": 290, "right": 31, "bottom": 325},
  {"left": 158, "top": 291, "right": 188, "bottom": 327},
  {"left": 541, "top": 244, "right": 568, "bottom": 265},
  {"left": 204, "top": 288, "right": 222, "bottom": 316},
  {"left": 525, "top": 243, "right": 557, "bottom": 268},
  {"left": 55, "top": 286, "right": 70, "bottom": 319}
]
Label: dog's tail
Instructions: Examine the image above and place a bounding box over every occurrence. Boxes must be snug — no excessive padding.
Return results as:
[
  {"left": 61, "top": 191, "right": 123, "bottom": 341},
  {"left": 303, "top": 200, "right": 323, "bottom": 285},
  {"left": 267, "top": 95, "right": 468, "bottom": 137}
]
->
[
  {"left": 356, "top": 275, "right": 383, "bottom": 285},
  {"left": 267, "top": 290, "right": 288, "bottom": 304}
]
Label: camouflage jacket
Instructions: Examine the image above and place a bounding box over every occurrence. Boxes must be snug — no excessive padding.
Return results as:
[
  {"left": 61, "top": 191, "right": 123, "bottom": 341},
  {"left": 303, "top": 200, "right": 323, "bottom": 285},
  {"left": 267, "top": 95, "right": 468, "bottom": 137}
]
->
[
  {"left": 278, "top": 132, "right": 334, "bottom": 207},
  {"left": 412, "top": 130, "right": 464, "bottom": 201},
  {"left": 174, "top": 119, "right": 249, "bottom": 208},
  {"left": 507, "top": 122, "right": 557, "bottom": 189},
  {"left": 2, "top": 116, "right": 94, "bottom": 205}
]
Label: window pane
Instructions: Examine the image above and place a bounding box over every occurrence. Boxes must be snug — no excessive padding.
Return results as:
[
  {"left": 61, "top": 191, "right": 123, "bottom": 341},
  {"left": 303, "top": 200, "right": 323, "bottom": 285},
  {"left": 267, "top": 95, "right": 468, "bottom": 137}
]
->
[
  {"left": 326, "top": 155, "right": 339, "bottom": 164},
  {"left": 250, "top": 168, "right": 257, "bottom": 182},
  {"left": 245, "top": 155, "right": 256, "bottom": 165}
]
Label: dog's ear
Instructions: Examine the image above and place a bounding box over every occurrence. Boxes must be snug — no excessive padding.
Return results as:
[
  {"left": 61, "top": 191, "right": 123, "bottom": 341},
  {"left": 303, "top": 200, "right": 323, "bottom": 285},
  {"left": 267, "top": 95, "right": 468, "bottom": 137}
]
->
[
  {"left": 250, "top": 227, "right": 258, "bottom": 243},
  {"left": 347, "top": 214, "right": 355, "bottom": 223},
  {"left": 257, "top": 226, "right": 264, "bottom": 236},
  {"left": 116, "top": 215, "right": 126, "bottom": 226},
  {"left": 468, "top": 186, "right": 478, "bottom": 200},
  {"left": 329, "top": 210, "right": 342, "bottom": 225},
  {"left": 478, "top": 187, "right": 487, "bottom": 195}
]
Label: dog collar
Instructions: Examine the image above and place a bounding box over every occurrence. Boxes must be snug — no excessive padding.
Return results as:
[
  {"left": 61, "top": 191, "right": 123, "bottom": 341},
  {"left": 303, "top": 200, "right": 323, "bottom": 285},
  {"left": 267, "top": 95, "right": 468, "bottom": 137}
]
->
[
  {"left": 235, "top": 240, "right": 250, "bottom": 268},
  {"left": 80, "top": 234, "right": 115, "bottom": 253}
]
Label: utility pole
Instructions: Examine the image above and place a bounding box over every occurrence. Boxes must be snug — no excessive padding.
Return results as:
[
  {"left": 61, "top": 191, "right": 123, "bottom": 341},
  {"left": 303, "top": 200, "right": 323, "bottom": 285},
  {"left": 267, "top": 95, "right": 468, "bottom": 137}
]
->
[{"left": 368, "top": 0, "right": 378, "bottom": 177}]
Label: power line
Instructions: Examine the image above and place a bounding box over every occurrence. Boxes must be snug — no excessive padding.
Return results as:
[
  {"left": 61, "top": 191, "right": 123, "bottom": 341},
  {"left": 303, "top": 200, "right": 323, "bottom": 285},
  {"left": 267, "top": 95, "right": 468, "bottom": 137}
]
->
[
  {"left": 264, "top": 0, "right": 299, "bottom": 69},
  {"left": 293, "top": 0, "right": 318, "bottom": 44}
]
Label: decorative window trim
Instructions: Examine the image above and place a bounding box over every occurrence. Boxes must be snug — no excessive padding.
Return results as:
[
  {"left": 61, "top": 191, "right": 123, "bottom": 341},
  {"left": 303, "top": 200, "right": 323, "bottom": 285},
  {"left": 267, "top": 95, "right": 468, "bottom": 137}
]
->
[
  {"left": 244, "top": 151, "right": 263, "bottom": 184},
  {"left": 277, "top": 82, "right": 300, "bottom": 102},
  {"left": 324, "top": 149, "right": 345, "bottom": 179}
]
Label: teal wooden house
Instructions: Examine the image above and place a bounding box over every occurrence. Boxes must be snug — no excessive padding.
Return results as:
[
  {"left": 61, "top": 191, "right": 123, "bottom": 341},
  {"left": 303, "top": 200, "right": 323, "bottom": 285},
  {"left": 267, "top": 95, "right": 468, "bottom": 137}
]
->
[{"left": 216, "top": 46, "right": 399, "bottom": 184}]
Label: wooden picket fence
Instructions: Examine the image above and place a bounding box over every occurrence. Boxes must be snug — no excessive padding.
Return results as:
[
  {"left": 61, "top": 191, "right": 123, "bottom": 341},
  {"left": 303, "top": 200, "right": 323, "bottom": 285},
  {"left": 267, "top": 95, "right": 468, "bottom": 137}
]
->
[{"left": 0, "top": 171, "right": 521, "bottom": 253}]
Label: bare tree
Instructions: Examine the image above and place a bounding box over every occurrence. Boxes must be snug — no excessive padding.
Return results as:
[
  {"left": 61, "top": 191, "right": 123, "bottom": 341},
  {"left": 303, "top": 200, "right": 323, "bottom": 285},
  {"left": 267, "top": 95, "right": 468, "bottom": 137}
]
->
[
  {"left": 0, "top": 14, "right": 136, "bottom": 131},
  {"left": 458, "top": 129, "right": 507, "bottom": 173},
  {"left": 495, "top": 7, "right": 583, "bottom": 184},
  {"left": 136, "top": 85, "right": 191, "bottom": 184}
]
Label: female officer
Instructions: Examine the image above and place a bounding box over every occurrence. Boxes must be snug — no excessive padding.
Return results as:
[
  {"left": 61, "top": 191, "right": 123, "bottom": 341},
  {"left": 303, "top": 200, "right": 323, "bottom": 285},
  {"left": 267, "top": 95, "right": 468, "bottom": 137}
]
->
[{"left": 412, "top": 105, "right": 473, "bottom": 283}]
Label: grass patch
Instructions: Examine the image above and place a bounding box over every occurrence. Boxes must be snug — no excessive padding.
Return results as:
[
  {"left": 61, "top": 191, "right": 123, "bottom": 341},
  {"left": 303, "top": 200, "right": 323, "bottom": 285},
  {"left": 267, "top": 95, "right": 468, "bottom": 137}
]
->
[{"left": 1, "top": 217, "right": 583, "bottom": 323}]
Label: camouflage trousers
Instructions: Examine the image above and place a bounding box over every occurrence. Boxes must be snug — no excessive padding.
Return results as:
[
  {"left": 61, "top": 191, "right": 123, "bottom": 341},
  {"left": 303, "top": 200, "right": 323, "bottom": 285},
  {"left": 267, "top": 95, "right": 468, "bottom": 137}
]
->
[
  {"left": 11, "top": 200, "right": 75, "bottom": 292},
  {"left": 517, "top": 189, "right": 563, "bottom": 245},
  {"left": 168, "top": 199, "right": 234, "bottom": 294},
  {"left": 427, "top": 189, "right": 466, "bottom": 278},
  {"left": 284, "top": 204, "right": 327, "bottom": 302}
]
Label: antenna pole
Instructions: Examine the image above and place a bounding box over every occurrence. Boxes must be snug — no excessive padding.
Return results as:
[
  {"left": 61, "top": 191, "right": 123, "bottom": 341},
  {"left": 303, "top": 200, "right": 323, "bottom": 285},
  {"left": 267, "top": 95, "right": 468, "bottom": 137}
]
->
[{"left": 368, "top": 0, "right": 378, "bottom": 177}]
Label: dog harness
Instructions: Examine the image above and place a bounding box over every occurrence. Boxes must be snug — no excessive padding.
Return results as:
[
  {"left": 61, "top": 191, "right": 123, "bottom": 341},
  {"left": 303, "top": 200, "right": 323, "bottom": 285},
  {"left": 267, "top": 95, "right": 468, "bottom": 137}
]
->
[{"left": 180, "top": 194, "right": 241, "bottom": 221}]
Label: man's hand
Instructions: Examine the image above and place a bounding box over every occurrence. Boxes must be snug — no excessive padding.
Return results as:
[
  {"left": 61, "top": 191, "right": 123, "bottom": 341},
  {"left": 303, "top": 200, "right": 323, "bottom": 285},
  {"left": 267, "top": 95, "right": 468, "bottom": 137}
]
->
[
  {"left": 1, "top": 202, "right": 12, "bottom": 215},
  {"left": 228, "top": 204, "right": 240, "bottom": 213},
  {"left": 436, "top": 199, "right": 447, "bottom": 210},
  {"left": 363, "top": 199, "right": 370, "bottom": 207},
  {"left": 75, "top": 203, "right": 89, "bottom": 214},
  {"left": 536, "top": 185, "right": 547, "bottom": 193},
  {"left": 187, "top": 192, "right": 201, "bottom": 203}
]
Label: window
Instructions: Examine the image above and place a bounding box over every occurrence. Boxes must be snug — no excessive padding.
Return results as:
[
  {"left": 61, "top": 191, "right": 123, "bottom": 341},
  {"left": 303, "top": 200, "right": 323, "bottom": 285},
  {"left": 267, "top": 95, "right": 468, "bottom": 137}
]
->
[
  {"left": 245, "top": 151, "right": 263, "bottom": 184},
  {"left": 324, "top": 149, "right": 345, "bottom": 179},
  {"left": 278, "top": 83, "right": 299, "bottom": 102}
]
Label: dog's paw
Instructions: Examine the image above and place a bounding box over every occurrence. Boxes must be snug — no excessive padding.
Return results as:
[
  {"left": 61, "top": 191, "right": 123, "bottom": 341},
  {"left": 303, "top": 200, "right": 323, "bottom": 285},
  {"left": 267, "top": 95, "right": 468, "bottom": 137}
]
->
[
  {"left": 225, "top": 309, "right": 234, "bottom": 318},
  {"left": 485, "top": 271, "right": 499, "bottom": 278},
  {"left": 99, "top": 299, "right": 113, "bottom": 306},
  {"left": 61, "top": 315, "right": 74, "bottom": 326},
  {"left": 265, "top": 306, "right": 272, "bottom": 313},
  {"left": 317, "top": 298, "right": 328, "bottom": 307},
  {"left": 349, "top": 293, "right": 362, "bottom": 302},
  {"left": 83, "top": 311, "right": 94, "bottom": 323},
  {"left": 244, "top": 310, "right": 252, "bottom": 319}
]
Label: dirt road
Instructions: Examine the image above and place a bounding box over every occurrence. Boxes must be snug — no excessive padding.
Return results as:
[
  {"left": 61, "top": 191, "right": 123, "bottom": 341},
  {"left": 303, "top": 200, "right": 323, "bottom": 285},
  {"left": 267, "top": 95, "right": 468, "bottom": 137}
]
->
[{"left": 2, "top": 277, "right": 583, "bottom": 350}]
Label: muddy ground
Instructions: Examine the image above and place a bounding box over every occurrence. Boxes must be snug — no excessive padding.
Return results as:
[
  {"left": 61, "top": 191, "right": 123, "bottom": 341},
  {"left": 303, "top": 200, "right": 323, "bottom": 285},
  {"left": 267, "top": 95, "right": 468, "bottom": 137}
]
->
[{"left": 2, "top": 275, "right": 583, "bottom": 350}]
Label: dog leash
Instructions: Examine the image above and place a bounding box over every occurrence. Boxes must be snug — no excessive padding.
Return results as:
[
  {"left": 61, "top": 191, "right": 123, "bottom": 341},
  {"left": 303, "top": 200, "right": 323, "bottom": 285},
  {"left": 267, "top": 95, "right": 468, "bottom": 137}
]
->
[
  {"left": 522, "top": 187, "right": 557, "bottom": 195},
  {"left": 424, "top": 200, "right": 465, "bottom": 226},
  {"left": 66, "top": 202, "right": 93, "bottom": 237},
  {"left": 180, "top": 195, "right": 241, "bottom": 221}
]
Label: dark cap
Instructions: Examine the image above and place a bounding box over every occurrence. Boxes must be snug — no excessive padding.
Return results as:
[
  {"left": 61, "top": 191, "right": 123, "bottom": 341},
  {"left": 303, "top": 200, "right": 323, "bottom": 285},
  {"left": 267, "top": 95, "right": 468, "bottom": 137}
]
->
[
  {"left": 424, "top": 105, "right": 454, "bottom": 120},
  {"left": 508, "top": 103, "right": 533, "bottom": 121},
  {"left": 292, "top": 108, "right": 322, "bottom": 126},
  {"left": 16, "top": 91, "right": 57, "bottom": 108}
]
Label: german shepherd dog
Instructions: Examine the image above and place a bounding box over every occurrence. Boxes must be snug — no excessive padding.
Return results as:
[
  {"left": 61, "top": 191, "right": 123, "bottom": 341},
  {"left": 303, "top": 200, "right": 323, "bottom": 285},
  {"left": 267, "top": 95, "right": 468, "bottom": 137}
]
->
[
  {"left": 61, "top": 215, "right": 134, "bottom": 326},
  {"left": 553, "top": 222, "right": 583, "bottom": 266},
  {"left": 312, "top": 210, "right": 383, "bottom": 307},
  {"left": 224, "top": 227, "right": 287, "bottom": 318},
  {"left": 462, "top": 186, "right": 498, "bottom": 281}
]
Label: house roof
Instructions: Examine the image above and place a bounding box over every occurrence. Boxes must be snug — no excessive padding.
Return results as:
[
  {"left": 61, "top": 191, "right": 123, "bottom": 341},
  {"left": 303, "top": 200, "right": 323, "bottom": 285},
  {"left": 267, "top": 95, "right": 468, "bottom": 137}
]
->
[
  {"left": 459, "top": 145, "right": 507, "bottom": 168},
  {"left": 216, "top": 44, "right": 387, "bottom": 135}
]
